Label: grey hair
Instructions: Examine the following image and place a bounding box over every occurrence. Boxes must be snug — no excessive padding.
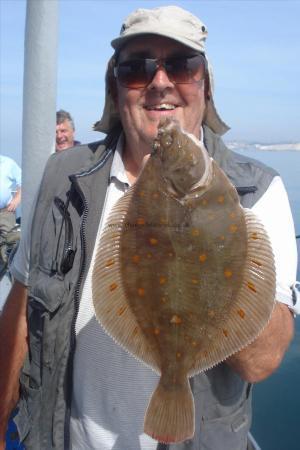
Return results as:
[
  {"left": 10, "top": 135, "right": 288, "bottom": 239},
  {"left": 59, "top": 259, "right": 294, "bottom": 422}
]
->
[{"left": 56, "top": 109, "right": 75, "bottom": 130}]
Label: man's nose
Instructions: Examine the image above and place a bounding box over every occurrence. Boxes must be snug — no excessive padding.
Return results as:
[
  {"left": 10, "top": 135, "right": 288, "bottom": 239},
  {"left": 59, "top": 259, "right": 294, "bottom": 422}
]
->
[{"left": 147, "top": 65, "right": 174, "bottom": 90}]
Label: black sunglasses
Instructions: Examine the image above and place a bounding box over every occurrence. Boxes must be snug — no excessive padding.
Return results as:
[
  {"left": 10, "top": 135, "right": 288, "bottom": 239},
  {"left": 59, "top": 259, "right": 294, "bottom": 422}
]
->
[{"left": 114, "top": 54, "right": 206, "bottom": 89}]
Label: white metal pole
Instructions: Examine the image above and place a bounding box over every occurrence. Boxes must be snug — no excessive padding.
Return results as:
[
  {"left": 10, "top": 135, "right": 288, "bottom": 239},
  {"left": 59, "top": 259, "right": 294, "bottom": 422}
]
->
[{"left": 22, "top": 0, "right": 58, "bottom": 232}]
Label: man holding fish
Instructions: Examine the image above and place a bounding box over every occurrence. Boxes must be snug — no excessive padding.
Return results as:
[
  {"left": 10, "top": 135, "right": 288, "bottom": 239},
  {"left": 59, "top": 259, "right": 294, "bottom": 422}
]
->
[{"left": 0, "top": 5, "right": 298, "bottom": 450}]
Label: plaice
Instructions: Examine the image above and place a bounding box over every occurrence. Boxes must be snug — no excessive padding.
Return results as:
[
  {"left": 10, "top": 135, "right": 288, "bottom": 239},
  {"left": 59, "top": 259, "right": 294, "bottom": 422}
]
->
[{"left": 92, "top": 118, "right": 276, "bottom": 443}]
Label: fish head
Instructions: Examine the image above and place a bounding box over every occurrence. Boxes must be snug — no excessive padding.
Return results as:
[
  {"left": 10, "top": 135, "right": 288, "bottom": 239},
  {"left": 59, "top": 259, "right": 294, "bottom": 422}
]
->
[{"left": 153, "top": 118, "right": 212, "bottom": 197}]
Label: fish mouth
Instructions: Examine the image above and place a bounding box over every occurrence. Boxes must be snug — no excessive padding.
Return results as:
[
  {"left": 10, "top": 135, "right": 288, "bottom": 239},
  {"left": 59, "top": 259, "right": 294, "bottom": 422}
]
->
[{"left": 145, "top": 103, "right": 177, "bottom": 111}]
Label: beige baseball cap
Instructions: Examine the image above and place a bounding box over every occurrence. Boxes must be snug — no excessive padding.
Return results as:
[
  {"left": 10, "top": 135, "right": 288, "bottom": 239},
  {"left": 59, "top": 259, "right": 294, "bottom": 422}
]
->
[{"left": 94, "top": 5, "right": 229, "bottom": 135}]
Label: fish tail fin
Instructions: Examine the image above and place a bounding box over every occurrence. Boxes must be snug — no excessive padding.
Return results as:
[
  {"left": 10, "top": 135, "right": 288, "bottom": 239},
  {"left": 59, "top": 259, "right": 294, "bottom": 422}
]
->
[{"left": 144, "top": 377, "right": 195, "bottom": 444}]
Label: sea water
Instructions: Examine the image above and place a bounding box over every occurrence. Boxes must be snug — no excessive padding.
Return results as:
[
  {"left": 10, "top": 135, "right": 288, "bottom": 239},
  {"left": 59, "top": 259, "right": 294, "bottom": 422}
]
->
[{"left": 234, "top": 149, "right": 300, "bottom": 450}]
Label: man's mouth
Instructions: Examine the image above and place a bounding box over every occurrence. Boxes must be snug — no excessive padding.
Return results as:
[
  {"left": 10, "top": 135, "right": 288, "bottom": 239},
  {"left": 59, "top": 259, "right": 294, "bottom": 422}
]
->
[{"left": 145, "top": 103, "right": 177, "bottom": 111}]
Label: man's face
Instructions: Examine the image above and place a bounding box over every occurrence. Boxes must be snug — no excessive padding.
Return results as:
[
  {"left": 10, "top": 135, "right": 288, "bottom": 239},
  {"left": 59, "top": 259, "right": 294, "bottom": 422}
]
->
[
  {"left": 56, "top": 120, "right": 75, "bottom": 151},
  {"left": 115, "top": 35, "right": 207, "bottom": 154}
]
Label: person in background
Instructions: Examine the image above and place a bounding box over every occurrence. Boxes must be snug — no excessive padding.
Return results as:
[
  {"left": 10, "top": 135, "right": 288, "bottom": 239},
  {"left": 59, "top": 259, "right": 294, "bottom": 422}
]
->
[
  {"left": 0, "top": 155, "right": 21, "bottom": 237},
  {"left": 0, "top": 5, "right": 298, "bottom": 450},
  {"left": 56, "top": 109, "right": 80, "bottom": 151}
]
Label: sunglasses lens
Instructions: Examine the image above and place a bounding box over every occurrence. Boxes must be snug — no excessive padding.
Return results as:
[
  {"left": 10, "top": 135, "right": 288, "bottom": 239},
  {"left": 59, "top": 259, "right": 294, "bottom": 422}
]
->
[
  {"left": 166, "top": 55, "right": 206, "bottom": 84},
  {"left": 116, "top": 60, "right": 154, "bottom": 88},
  {"left": 115, "top": 55, "right": 206, "bottom": 88}
]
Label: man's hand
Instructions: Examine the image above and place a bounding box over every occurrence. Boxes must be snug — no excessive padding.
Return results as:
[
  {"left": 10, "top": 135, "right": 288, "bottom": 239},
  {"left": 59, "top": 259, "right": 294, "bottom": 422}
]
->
[
  {"left": 6, "top": 188, "right": 21, "bottom": 212},
  {"left": 0, "top": 281, "right": 28, "bottom": 447},
  {"left": 227, "top": 301, "right": 294, "bottom": 382}
]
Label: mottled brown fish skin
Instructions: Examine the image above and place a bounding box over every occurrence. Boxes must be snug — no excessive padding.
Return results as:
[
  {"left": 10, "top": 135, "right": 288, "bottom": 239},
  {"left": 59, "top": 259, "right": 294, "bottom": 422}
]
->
[{"left": 120, "top": 119, "right": 247, "bottom": 374}]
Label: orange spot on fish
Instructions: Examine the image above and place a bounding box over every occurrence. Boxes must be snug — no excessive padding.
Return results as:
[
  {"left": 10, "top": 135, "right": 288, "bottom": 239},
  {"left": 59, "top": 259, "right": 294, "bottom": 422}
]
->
[
  {"left": 139, "top": 190, "right": 145, "bottom": 197},
  {"left": 137, "top": 288, "right": 145, "bottom": 297},
  {"left": 152, "top": 192, "right": 159, "bottom": 199},
  {"left": 105, "top": 259, "right": 115, "bottom": 267},
  {"left": 132, "top": 254, "right": 140, "bottom": 264},
  {"left": 217, "top": 195, "right": 225, "bottom": 204},
  {"left": 161, "top": 297, "right": 167, "bottom": 303},
  {"left": 229, "top": 224, "right": 238, "bottom": 233},
  {"left": 237, "top": 309, "right": 245, "bottom": 318},
  {"left": 176, "top": 352, "right": 181, "bottom": 359},
  {"left": 208, "top": 309, "right": 215, "bottom": 318},
  {"left": 159, "top": 276, "right": 167, "bottom": 285},
  {"left": 109, "top": 283, "right": 118, "bottom": 292},
  {"left": 192, "top": 278, "right": 199, "bottom": 285},
  {"left": 147, "top": 252, "right": 152, "bottom": 259},
  {"left": 153, "top": 328, "right": 160, "bottom": 335},
  {"left": 229, "top": 212, "right": 236, "bottom": 219},
  {"left": 192, "top": 341, "right": 197, "bottom": 347},
  {"left": 224, "top": 269, "right": 233, "bottom": 278},
  {"left": 247, "top": 281, "right": 257, "bottom": 293},
  {"left": 137, "top": 217, "right": 145, "bottom": 225},
  {"left": 202, "top": 199, "right": 208, "bottom": 206},
  {"left": 223, "top": 329, "right": 229, "bottom": 337},
  {"left": 199, "top": 254, "right": 207, "bottom": 263},
  {"left": 170, "top": 315, "right": 182, "bottom": 325},
  {"left": 117, "top": 306, "right": 127, "bottom": 316},
  {"left": 149, "top": 237, "right": 158, "bottom": 246},
  {"left": 219, "top": 235, "right": 225, "bottom": 241},
  {"left": 191, "top": 228, "right": 200, "bottom": 237},
  {"left": 168, "top": 252, "right": 174, "bottom": 257},
  {"left": 160, "top": 217, "right": 168, "bottom": 225},
  {"left": 251, "top": 232, "right": 259, "bottom": 240}
]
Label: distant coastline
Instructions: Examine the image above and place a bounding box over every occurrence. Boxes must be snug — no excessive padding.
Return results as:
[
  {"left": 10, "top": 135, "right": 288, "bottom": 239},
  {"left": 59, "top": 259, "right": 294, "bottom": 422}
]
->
[{"left": 226, "top": 142, "right": 300, "bottom": 152}]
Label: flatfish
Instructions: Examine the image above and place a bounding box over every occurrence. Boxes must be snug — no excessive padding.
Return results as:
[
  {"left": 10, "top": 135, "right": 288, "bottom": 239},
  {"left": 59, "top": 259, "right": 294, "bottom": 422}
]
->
[{"left": 92, "top": 118, "right": 275, "bottom": 443}]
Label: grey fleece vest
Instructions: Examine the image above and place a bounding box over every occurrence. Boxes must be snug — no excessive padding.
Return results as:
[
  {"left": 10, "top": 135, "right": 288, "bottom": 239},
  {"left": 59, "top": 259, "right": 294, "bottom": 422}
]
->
[{"left": 14, "top": 126, "right": 277, "bottom": 450}]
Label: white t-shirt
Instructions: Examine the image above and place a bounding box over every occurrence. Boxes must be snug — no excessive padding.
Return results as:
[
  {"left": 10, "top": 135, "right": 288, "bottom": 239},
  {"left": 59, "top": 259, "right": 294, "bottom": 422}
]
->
[{"left": 11, "top": 138, "right": 298, "bottom": 450}]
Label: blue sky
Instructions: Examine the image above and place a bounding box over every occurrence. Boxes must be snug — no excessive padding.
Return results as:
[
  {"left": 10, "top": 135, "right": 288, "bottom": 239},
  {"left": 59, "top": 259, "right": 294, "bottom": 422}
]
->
[{"left": 1, "top": 0, "right": 300, "bottom": 165}]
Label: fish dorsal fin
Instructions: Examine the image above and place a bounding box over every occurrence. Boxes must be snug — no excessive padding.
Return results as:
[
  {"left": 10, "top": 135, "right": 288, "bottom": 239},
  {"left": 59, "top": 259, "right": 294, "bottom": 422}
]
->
[
  {"left": 188, "top": 208, "right": 276, "bottom": 376},
  {"left": 92, "top": 183, "right": 161, "bottom": 374}
]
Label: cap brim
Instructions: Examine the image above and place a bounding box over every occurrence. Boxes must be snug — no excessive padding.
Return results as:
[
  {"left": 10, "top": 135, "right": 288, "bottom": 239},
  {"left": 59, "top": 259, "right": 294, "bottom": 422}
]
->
[{"left": 111, "top": 30, "right": 205, "bottom": 55}]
